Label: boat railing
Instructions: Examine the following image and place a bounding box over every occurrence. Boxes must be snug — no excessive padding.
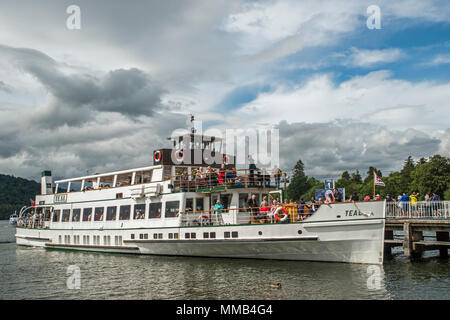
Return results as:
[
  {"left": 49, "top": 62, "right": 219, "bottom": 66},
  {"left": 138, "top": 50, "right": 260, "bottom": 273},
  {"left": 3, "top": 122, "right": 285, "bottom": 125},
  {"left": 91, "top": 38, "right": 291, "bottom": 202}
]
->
[
  {"left": 170, "top": 168, "right": 286, "bottom": 192},
  {"left": 385, "top": 200, "right": 450, "bottom": 219},
  {"left": 179, "top": 204, "right": 315, "bottom": 227}
]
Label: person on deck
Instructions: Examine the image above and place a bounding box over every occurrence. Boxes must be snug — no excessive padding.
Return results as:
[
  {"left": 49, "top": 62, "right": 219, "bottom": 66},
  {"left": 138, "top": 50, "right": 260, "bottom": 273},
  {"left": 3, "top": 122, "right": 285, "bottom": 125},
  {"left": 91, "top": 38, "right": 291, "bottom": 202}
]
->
[
  {"left": 218, "top": 164, "right": 226, "bottom": 184},
  {"left": 333, "top": 188, "right": 342, "bottom": 202},
  {"left": 247, "top": 194, "right": 259, "bottom": 221}
]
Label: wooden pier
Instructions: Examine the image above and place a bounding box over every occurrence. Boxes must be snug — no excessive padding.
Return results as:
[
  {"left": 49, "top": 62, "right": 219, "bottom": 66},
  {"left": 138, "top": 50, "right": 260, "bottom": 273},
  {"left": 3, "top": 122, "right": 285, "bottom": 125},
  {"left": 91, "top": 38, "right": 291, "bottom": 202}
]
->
[{"left": 385, "top": 219, "right": 450, "bottom": 259}]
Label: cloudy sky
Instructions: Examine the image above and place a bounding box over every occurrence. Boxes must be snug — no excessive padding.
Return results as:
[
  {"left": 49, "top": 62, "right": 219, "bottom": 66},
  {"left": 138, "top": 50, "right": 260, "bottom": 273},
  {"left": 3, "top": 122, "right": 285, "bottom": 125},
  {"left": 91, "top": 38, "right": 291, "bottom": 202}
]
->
[{"left": 0, "top": 0, "right": 449, "bottom": 181}]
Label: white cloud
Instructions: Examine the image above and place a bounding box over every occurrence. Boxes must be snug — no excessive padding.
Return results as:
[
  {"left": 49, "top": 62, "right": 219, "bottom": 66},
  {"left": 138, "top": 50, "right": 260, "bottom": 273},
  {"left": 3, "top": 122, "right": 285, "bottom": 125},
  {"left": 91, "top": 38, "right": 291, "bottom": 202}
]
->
[
  {"left": 230, "top": 70, "right": 450, "bottom": 134},
  {"left": 428, "top": 54, "right": 450, "bottom": 65},
  {"left": 344, "top": 47, "right": 403, "bottom": 67}
]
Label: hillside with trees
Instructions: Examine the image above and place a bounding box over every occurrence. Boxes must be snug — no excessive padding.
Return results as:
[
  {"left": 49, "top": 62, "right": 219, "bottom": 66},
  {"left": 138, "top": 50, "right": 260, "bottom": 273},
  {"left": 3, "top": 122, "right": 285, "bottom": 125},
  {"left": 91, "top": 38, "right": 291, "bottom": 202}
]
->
[
  {"left": 0, "top": 174, "right": 40, "bottom": 220},
  {"left": 287, "top": 155, "right": 450, "bottom": 202}
]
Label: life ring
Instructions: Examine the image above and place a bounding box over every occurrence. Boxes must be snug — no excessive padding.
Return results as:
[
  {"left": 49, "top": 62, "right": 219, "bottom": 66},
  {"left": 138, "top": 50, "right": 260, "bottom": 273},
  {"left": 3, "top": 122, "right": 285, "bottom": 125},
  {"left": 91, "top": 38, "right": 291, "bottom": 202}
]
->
[
  {"left": 198, "top": 215, "right": 209, "bottom": 225},
  {"left": 174, "top": 150, "right": 184, "bottom": 162},
  {"left": 274, "top": 206, "right": 288, "bottom": 222},
  {"left": 154, "top": 150, "right": 162, "bottom": 162}
]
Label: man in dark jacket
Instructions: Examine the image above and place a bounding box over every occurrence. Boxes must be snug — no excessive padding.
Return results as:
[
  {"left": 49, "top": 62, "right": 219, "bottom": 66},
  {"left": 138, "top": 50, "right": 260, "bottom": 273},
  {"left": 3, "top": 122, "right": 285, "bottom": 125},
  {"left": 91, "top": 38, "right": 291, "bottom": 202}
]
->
[
  {"left": 247, "top": 194, "right": 259, "bottom": 221},
  {"left": 333, "top": 188, "right": 342, "bottom": 202}
]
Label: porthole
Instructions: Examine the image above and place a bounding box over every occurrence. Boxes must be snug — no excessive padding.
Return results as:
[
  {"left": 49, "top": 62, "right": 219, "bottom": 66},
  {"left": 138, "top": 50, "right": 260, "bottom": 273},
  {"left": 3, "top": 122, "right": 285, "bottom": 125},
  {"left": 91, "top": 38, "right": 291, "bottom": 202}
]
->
[
  {"left": 298, "top": 230, "right": 302, "bottom": 235},
  {"left": 258, "top": 231, "right": 262, "bottom": 236}
]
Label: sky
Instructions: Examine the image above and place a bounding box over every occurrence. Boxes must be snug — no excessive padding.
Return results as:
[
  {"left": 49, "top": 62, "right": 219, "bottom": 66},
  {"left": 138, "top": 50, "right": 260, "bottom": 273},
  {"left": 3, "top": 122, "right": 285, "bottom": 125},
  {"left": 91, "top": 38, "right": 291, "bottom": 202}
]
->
[{"left": 0, "top": 0, "right": 449, "bottom": 181}]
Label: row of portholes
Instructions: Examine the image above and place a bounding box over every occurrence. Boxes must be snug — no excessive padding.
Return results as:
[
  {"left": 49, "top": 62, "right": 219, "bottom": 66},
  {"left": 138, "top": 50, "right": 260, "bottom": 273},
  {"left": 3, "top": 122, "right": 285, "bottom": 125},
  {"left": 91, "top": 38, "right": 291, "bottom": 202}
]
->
[{"left": 258, "top": 230, "right": 302, "bottom": 236}]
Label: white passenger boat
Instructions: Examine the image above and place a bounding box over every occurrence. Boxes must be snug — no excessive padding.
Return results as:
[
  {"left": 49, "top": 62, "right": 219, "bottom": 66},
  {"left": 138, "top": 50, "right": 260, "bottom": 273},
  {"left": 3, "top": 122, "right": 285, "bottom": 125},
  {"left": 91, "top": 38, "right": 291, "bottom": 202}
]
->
[{"left": 15, "top": 122, "right": 386, "bottom": 264}]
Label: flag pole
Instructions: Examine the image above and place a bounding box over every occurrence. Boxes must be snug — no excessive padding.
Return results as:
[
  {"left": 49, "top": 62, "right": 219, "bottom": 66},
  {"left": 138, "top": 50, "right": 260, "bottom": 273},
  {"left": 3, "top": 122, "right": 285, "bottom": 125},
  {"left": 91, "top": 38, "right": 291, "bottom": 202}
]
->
[{"left": 373, "top": 173, "right": 375, "bottom": 199}]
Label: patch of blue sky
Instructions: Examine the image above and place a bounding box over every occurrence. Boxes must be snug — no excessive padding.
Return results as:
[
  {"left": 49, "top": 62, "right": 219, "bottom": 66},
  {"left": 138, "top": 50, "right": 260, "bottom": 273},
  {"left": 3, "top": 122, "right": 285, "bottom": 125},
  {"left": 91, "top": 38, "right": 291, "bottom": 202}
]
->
[
  {"left": 262, "top": 17, "right": 450, "bottom": 85},
  {"left": 214, "top": 83, "right": 273, "bottom": 111}
]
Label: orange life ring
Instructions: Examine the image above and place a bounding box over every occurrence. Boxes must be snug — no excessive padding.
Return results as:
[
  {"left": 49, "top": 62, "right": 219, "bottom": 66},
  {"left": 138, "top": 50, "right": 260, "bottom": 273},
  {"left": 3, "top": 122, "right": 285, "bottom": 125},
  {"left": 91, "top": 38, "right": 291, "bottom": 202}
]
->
[
  {"left": 154, "top": 150, "right": 162, "bottom": 162},
  {"left": 274, "top": 206, "right": 288, "bottom": 222}
]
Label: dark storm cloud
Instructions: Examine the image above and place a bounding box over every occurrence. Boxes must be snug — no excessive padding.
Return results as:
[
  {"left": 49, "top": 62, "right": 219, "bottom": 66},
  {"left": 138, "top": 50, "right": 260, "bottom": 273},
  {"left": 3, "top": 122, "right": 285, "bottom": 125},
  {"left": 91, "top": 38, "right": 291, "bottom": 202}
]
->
[
  {"left": 0, "top": 45, "right": 166, "bottom": 127},
  {"left": 0, "top": 80, "right": 12, "bottom": 93},
  {"left": 278, "top": 120, "right": 445, "bottom": 177}
]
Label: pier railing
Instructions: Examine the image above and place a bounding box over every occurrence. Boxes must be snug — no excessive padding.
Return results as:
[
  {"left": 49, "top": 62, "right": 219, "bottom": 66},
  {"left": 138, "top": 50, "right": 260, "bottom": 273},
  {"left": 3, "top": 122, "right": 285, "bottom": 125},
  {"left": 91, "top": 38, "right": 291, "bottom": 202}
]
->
[{"left": 386, "top": 200, "right": 450, "bottom": 219}]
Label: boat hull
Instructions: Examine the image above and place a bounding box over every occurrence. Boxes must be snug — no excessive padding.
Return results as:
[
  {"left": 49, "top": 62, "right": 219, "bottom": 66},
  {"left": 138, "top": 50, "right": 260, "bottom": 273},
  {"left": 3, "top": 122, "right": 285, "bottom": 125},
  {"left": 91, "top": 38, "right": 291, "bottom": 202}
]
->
[{"left": 15, "top": 201, "right": 386, "bottom": 264}]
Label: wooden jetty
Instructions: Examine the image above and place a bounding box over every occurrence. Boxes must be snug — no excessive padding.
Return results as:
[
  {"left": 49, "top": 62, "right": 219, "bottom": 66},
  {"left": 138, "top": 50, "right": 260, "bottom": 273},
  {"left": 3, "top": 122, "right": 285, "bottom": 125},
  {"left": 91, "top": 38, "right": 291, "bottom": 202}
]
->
[{"left": 385, "top": 219, "right": 450, "bottom": 258}]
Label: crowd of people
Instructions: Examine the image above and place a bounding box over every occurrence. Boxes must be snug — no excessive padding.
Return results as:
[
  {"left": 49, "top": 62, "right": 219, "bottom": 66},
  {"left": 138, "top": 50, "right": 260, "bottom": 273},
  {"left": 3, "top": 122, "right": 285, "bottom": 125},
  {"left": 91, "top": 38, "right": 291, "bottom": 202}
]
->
[
  {"left": 177, "top": 163, "right": 284, "bottom": 190},
  {"left": 16, "top": 211, "right": 47, "bottom": 229}
]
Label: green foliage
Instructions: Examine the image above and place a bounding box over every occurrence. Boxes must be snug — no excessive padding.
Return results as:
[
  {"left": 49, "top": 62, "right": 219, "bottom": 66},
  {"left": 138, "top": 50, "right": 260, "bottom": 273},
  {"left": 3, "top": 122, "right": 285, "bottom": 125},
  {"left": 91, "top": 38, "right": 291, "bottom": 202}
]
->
[
  {"left": 0, "top": 174, "right": 40, "bottom": 220},
  {"left": 286, "top": 155, "right": 450, "bottom": 202},
  {"left": 286, "top": 160, "right": 310, "bottom": 201}
]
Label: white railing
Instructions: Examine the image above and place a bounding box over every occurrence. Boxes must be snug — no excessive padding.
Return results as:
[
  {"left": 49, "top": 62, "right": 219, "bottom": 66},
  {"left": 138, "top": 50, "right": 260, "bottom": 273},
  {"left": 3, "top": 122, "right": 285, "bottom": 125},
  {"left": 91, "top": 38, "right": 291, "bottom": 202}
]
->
[{"left": 386, "top": 200, "right": 450, "bottom": 219}]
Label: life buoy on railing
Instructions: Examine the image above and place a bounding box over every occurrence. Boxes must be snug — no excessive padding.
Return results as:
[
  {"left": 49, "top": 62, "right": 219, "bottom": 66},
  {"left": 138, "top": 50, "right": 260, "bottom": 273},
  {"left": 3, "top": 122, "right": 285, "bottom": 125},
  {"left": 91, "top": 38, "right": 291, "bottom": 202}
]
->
[
  {"left": 154, "top": 150, "right": 162, "bottom": 163},
  {"left": 198, "top": 215, "right": 209, "bottom": 226},
  {"left": 274, "top": 206, "right": 289, "bottom": 222},
  {"left": 174, "top": 150, "right": 184, "bottom": 162}
]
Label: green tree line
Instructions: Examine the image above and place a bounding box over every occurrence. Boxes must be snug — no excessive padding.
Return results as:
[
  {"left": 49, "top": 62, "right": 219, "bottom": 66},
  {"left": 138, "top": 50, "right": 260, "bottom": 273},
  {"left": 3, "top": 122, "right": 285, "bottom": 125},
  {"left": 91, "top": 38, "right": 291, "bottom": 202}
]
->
[
  {"left": 287, "top": 155, "right": 450, "bottom": 202},
  {"left": 0, "top": 174, "right": 40, "bottom": 220}
]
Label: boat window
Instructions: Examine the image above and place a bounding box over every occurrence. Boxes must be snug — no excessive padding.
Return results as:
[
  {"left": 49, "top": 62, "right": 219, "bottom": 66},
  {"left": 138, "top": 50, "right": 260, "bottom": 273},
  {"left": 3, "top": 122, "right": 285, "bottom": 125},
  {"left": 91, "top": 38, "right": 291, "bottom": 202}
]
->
[
  {"left": 165, "top": 201, "right": 180, "bottom": 218},
  {"left": 134, "top": 204, "right": 146, "bottom": 219},
  {"left": 190, "top": 233, "right": 196, "bottom": 239},
  {"left": 72, "top": 209, "right": 81, "bottom": 222},
  {"left": 135, "top": 170, "right": 153, "bottom": 184},
  {"left": 232, "top": 231, "right": 238, "bottom": 238},
  {"left": 220, "top": 194, "right": 231, "bottom": 209},
  {"left": 203, "top": 232, "right": 209, "bottom": 239},
  {"left": 94, "top": 207, "right": 104, "bottom": 221},
  {"left": 62, "top": 210, "right": 70, "bottom": 222},
  {"left": 116, "top": 173, "right": 133, "bottom": 187},
  {"left": 149, "top": 202, "right": 162, "bottom": 219},
  {"left": 119, "top": 205, "right": 131, "bottom": 220},
  {"left": 106, "top": 206, "right": 117, "bottom": 221},
  {"left": 196, "top": 198, "right": 204, "bottom": 211},
  {"left": 239, "top": 193, "right": 248, "bottom": 212},
  {"left": 210, "top": 232, "right": 216, "bottom": 239},
  {"left": 131, "top": 234, "right": 135, "bottom": 240},
  {"left": 57, "top": 182, "right": 68, "bottom": 194},
  {"left": 52, "top": 210, "right": 61, "bottom": 222},
  {"left": 224, "top": 231, "right": 231, "bottom": 239},
  {"left": 82, "top": 208, "right": 92, "bottom": 222},
  {"left": 185, "top": 233, "right": 190, "bottom": 239},
  {"left": 44, "top": 208, "right": 52, "bottom": 221},
  {"left": 186, "top": 198, "right": 194, "bottom": 212}
]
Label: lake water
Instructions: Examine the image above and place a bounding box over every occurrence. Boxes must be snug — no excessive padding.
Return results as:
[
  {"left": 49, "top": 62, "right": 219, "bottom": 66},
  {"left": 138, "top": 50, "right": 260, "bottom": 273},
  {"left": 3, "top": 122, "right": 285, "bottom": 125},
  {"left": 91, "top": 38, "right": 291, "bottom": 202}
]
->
[{"left": 0, "top": 220, "right": 449, "bottom": 300}]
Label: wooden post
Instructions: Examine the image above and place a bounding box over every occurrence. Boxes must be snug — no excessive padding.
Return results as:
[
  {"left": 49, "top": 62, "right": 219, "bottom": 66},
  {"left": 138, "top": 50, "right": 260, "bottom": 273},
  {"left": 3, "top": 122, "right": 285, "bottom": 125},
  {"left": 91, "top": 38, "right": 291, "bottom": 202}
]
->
[
  {"left": 403, "top": 222, "right": 411, "bottom": 257},
  {"left": 384, "top": 229, "right": 394, "bottom": 256},
  {"left": 436, "top": 231, "right": 449, "bottom": 258},
  {"left": 411, "top": 229, "right": 424, "bottom": 258}
]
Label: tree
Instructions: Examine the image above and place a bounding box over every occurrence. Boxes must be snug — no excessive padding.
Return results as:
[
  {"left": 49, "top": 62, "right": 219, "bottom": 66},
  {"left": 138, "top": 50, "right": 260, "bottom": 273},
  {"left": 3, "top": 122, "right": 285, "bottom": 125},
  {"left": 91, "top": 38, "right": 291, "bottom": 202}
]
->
[
  {"left": 341, "top": 171, "right": 351, "bottom": 180},
  {"left": 287, "top": 159, "right": 310, "bottom": 201},
  {"left": 410, "top": 155, "right": 450, "bottom": 198},
  {"left": 351, "top": 170, "right": 362, "bottom": 184}
]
